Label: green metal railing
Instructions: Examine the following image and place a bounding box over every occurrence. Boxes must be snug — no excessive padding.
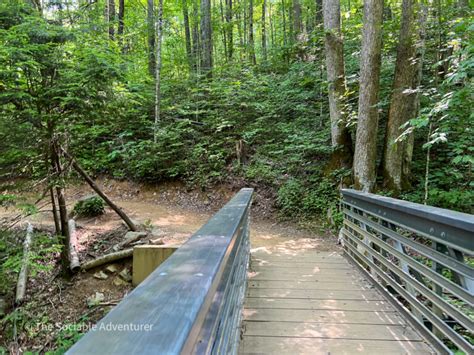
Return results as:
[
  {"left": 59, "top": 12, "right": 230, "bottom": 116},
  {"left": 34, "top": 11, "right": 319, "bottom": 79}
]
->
[{"left": 341, "top": 189, "right": 473, "bottom": 354}]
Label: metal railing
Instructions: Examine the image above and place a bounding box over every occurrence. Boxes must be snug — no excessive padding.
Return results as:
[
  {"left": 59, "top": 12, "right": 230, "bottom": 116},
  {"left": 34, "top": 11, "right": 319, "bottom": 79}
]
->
[
  {"left": 340, "top": 189, "right": 473, "bottom": 354},
  {"left": 68, "top": 188, "right": 253, "bottom": 355}
]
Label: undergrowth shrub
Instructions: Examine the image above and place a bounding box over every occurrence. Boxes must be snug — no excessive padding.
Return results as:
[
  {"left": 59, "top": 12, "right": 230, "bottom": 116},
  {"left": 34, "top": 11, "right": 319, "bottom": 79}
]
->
[{"left": 73, "top": 196, "right": 105, "bottom": 217}]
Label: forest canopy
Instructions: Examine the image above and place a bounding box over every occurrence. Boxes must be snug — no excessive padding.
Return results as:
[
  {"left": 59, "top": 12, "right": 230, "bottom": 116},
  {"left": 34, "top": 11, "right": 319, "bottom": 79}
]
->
[{"left": 0, "top": 0, "right": 472, "bottom": 216}]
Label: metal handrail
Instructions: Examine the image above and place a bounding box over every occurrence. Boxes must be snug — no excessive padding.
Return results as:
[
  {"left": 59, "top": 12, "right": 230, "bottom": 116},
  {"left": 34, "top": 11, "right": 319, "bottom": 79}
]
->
[
  {"left": 67, "top": 188, "right": 253, "bottom": 355},
  {"left": 341, "top": 189, "right": 474, "bottom": 355}
]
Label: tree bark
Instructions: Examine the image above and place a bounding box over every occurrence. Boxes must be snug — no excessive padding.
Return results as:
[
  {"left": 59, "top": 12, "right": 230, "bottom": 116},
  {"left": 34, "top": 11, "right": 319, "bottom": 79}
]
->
[
  {"left": 323, "top": 0, "right": 353, "bottom": 170},
  {"left": 50, "top": 187, "right": 61, "bottom": 235},
  {"left": 219, "top": 0, "right": 228, "bottom": 59},
  {"left": 51, "top": 142, "right": 71, "bottom": 271},
  {"left": 68, "top": 219, "right": 81, "bottom": 272},
  {"left": 402, "top": 3, "right": 427, "bottom": 185},
  {"left": 292, "top": 0, "right": 302, "bottom": 40},
  {"left": 191, "top": 0, "right": 200, "bottom": 71},
  {"left": 108, "top": 0, "right": 116, "bottom": 40},
  {"left": 118, "top": 0, "right": 125, "bottom": 50},
  {"left": 200, "top": 0, "right": 213, "bottom": 74},
  {"left": 61, "top": 149, "right": 138, "bottom": 231},
  {"left": 262, "top": 0, "right": 267, "bottom": 61},
  {"left": 248, "top": 0, "right": 256, "bottom": 64},
  {"left": 147, "top": 0, "right": 155, "bottom": 76},
  {"left": 182, "top": 0, "right": 192, "bottom": 69},
  {"left": 226, "top": 0, "right": 233, "bottom": 60},
  {"left": 81, "top": 249, "right": 134, "bottom": 270},
  {"left": 154, "top": 0, "right": 163, "bottom": 142},
  {"left": 382, "top": 0, "right": 418, "bottom": 194},
  {"left": 15, "top": 223, "right": 33, "bottom": 304},
  {"left": 282, "top": 0, "right": 287, "bottom": 45},
  {"left": 353, "top": 0, "right": 384, "bottom": 192}
]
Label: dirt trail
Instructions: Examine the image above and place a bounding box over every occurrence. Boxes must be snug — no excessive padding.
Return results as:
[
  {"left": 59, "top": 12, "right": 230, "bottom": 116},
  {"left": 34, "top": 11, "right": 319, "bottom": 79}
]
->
[{"left": 1, "top": 179, "right": 337, "bottom": 252}]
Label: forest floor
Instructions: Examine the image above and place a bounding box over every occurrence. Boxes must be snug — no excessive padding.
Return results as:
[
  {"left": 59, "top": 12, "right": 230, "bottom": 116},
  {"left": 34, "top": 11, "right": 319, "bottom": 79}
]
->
[{"left": 0, "top": 178, "right": 337, "bottom": 353}]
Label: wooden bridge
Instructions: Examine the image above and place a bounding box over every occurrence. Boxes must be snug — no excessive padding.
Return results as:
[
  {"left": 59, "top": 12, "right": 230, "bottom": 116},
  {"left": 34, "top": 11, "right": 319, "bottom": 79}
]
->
[{"left": 68, "top": 189, "right": 473, "bottom": 354}]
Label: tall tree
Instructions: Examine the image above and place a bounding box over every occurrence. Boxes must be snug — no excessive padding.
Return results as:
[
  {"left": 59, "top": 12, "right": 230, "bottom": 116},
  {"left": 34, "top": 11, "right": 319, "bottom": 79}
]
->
[
  {"left": 182, "top": 0, "right": 193, "bottom": 69},
  {"left": 323, "top": 0, "right": 353, "bottom": 170},
  {"left": 382, "top": 0, "right": 418, "bottom": 193},
  {"left": 147, "top": 0, "right": 155, "bottom": 76},
  {"left": 108, "top": 0, "right": 116, "bottom": 40},
  {"left": 154, "top": 0, "right": 163, "bottom": 142},
  {"left": 117, "top": 0, "right": 125, "bottom": 50},
  {"left": 402, "top": 3, "right": 427, "bottom": 185},
  {"left": 191, "top": 0, "right": 200, "bottom": 71},
  {"left": 225, "top": 0, "right": 233, "bottom": 60},
  {"left": 292, "top": 0, "right": 302, "bottom": 40},
  {"left": 353, "top": 0, "right": 384, "bottom": 192},
  {"left": 248, "top": 0, "right": 256, "bottom": 64},
  {"left": 262, "top": 0, "right": 267, "bottom": 61},
  {"left": 200, "top": 0, "right": 213, "bottom": 73},
  {"left": 219, "top": 0, "right": 228, "bottom": 59},
  {"left": 282, "top": 0, "right": 287, "bottom": 45}
]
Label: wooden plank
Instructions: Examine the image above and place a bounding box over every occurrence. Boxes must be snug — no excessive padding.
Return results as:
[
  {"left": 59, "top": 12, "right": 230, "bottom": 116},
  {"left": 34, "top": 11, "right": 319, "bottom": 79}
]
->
[
  {"left": 244, "top": 298, "right": 396, "bottom": 312},
  {"left": 251, "top": 258, "right": 348, "bottom": 265},
  {"left": 251, "top": 263, "right": 352, "bottom": 270},
  {"left": 243, "top": 321, "right": 423, "bottom": 341},
  {"left": 247, "top": 288, "right": 384, "bottom": 301},
  {"left": 239, "top": 336, "right": 433, "bottom": 354},
  {"left": 248, "top": 280, "right": 369, "bottom": 291},
  {"left": 243, "top": 308, "right": 406, "bottom": 325},
  {"left": 250, "top": 268, "right": 356, "bottom": 275},
  {"left": 249, "top": 270, "right": 360, "bottom": 282},
  {"left": 251, "top": 254, "right": 345, "bottom": 261}
]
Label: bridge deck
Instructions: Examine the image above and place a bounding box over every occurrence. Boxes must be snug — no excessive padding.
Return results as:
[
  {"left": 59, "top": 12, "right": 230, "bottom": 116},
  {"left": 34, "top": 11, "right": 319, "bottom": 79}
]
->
[{"left": 240, "top": 248, "right": 434, "bottom": 354}]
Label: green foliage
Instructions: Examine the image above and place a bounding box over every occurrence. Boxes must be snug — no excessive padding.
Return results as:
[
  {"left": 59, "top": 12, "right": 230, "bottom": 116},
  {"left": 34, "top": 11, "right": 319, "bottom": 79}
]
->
[
  {"left": 277, "top": 177, "right": 340, "bottom": 219},
  {"left": 73, "top": 196, "right": 105, "bottom": 217}
]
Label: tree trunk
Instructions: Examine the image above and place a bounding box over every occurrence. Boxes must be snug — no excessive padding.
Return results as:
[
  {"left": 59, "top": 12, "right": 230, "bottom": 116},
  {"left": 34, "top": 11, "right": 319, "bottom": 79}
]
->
[
  {"left": 154, "top": 0, "right": 163, "bottom": 141},
  {"left": 200, "top": 0, "right": 213, "bottom": 74},
  {"left": 402, "top": 3, "right": 427, "bottom": 184},
  {"left": 81, "top": 249, "right": 134, "bottom": 270},
  {"left": 118, "top": 0, "right": 125, "bottom": 50},
  {"left": 382, "top": 0, "right": 418, "bottom": 194},
  {"left": 147, "top": 0, "right": 155, "bottom": 77},
  {"left": 292, "top": 0, "right": 302, "bottom": 41},
  {"left": 68, "top": 219, "right": 81, "bottom": 272},
  {"left": 282, "top": 0, "right": 287, "bottom": 45},
  {"left": 248, "top": 0, "right": 256, "bottom": 64},
  {"left": 191, "top": 0, "right": 200, "bottom": 71},
  {"left": 108, "top": 0, "right": 115, "bottom": 40},
  {"left": 219, "top": 0, "right": 228, "bottom": 59},
  {"left": 353, "top": 0, "right": 383, "bottom": 192},
  {"left": 61, "top": 149, "right": 138, "bottom": 231},
  {"left": 226, "top": 0, "right": 233, "bottom": 60},
  {"left": 269, "top": 1, "right": 274, "bottom": 47},
  {"left": 16, "top": 223, "right": 33, "bottom": 304},
  {"left": 323, "top": 0, "right": 353, "bottom": 170},
  {"left": 51, "top": 142, "right": 71, "bottom": 271},
  {"left": 182, "top": 0, "right": 192, "bottom": 69},
  {"left": 262, "top": 0, "right": 267, "bottom": 61},
  {"left": 50, "top": 187, "right": 61, "bottom": 235}
]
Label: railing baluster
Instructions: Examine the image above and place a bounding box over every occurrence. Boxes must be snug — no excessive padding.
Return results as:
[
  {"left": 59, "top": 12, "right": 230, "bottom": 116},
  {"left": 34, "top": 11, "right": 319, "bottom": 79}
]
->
[{"left": 341, "top": 189, "right": 474, "bottom": 355}]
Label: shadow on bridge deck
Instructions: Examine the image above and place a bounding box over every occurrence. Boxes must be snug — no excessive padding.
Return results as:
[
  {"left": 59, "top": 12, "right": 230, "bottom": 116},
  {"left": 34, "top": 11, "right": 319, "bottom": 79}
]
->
[{"left": 240, "top": 242, "right": 434, "bottom": 354}]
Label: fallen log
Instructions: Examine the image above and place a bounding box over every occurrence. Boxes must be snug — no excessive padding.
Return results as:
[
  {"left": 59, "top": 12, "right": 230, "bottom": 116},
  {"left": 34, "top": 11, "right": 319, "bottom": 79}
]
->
[
  {"left": 81, "top": 248, "right": 133, "bottom": 271},
  {"left": 16, "top": 223, "right": 33, "bottom": 304},
  {"left": 68, "top": 219, "right": 81, "bottom": 272},
  {"left": 60, "top": 147, "right": 137, "bottom": 231},
  {"left": 112, "top": 231, "right": 147, "bottom": 252}
]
